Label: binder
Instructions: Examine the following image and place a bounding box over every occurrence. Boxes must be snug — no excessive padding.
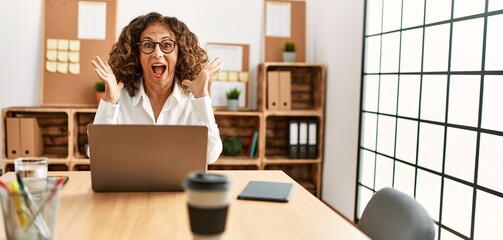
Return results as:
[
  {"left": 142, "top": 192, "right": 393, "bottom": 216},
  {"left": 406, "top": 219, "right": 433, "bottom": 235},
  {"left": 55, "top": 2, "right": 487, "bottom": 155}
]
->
[
  {"left": 278, "top": 71, "right": 292, "bottom": 110},
  {"left": 298, "top": 121, "right": 308, "bottom": 159},
  {"left": 6, "top": 118, "right": 21, "bottom": 159},
  {"left": 288, "top": 120, "right": 299, "bottom": 159},
  {"left": 20, "top": 118, "right": 44, "bottom": 157},
  {"left": 307, "top": 121, "right": 317, "bottom": 159},
  {"left": 267, "top": 71, "right": 280, "bottom": 110}
]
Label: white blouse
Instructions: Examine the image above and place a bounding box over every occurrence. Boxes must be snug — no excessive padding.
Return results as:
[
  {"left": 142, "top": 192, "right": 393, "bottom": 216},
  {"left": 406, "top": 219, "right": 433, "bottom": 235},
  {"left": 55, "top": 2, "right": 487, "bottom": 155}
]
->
[{"left": 93, "top": 80, "right": 223, "bottom": 164}]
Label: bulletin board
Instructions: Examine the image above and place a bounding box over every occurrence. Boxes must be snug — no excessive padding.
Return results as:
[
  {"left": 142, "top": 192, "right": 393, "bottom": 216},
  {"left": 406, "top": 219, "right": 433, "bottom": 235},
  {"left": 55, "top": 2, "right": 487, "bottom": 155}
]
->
[
  {"left": 206, "top": 43, "right": 251, "bottom": 110},
  {"left": 41, "top": 0, "right": 117, "bottom": 107},
  {"left": 264, "top": 0, "right": 306, "bottom": 62}
]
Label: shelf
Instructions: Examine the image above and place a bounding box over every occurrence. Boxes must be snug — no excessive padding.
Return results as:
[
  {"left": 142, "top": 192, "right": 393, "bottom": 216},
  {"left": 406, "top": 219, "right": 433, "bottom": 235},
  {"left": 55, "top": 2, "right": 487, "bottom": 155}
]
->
[
  {"left": 215, "top": 110, "right": 262, "bottom": 117},
  {"left": 263, "top": 158, "right": 321, "bottom": 165},
  {"left": 71, "top": 159, "right": 90, "bottom": 165},
  {"left": 211, "top": 158, "right": 260, "bottom": 166},
  {"left": 2, "top": 158, "right": 70, "bottom": 165},
  {"left": 264, "top": 109, "right": 323, "bottom": 117},
  {"left": 261, "top": 62, "right": 326, "bottom": 67}
]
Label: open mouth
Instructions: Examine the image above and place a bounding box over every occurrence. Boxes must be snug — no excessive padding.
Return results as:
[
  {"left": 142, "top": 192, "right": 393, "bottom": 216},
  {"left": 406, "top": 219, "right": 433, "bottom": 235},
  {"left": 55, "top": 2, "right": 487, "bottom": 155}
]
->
[{"left": 151, "top": 63, "right": 167, "bottom": 77}]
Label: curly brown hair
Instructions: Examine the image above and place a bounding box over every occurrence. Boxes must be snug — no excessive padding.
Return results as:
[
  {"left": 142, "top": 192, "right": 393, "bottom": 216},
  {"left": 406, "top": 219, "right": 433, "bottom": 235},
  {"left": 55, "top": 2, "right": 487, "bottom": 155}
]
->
[{"left": 108, "top": 12, "right": 208, "bottom": 96}]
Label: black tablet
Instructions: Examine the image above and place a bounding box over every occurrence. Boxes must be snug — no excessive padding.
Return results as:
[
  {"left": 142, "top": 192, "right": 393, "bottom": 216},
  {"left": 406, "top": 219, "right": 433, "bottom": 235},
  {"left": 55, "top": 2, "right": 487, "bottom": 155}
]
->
[{"left": 237, "top": 181, "right": 294, "bottom": 202}]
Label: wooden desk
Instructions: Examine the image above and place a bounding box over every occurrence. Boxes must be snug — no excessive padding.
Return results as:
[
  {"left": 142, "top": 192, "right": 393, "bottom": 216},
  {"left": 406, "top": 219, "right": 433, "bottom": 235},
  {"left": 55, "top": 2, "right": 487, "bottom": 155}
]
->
[{"left": 0, "top": 171, "right": 369, "bottom": 239}]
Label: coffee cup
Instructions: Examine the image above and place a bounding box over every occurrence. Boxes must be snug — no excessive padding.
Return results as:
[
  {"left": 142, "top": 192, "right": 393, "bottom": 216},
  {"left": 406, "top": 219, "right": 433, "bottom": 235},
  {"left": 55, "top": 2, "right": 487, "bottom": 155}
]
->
[{"left": 183, "top": 172, "right": 231, "bottom": 240}]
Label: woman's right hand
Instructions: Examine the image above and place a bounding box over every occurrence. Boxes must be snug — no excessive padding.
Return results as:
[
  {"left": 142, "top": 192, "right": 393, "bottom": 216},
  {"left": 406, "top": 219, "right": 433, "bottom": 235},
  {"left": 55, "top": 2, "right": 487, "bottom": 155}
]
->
[{"left": 91, "top": 56, "right": 124, "bottom": 104}]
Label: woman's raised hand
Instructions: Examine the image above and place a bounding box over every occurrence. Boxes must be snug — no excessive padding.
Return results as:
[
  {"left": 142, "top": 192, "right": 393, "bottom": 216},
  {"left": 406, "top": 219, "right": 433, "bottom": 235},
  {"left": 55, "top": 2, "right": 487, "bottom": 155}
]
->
[
  {"left": 182, "top": 58, "right": 222, "bottom": 98},
  {"left": 91, "top": 56, "right": 124, "bottom": 104}
]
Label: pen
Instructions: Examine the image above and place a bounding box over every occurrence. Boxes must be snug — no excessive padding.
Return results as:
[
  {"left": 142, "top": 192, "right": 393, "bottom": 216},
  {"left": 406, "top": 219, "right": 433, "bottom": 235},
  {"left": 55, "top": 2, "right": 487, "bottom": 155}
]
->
[
  {"left": 0, "top": 180, "right": 11, "bottom": 193},
  {"left": 26, "top": 177, "right": 65, "bottom": 230},
  {"left": 16, "top": 173, "right": 52, "bottom": 239},
  {"left": 10, "top": 180, "right": 29, "bottom": 227}
]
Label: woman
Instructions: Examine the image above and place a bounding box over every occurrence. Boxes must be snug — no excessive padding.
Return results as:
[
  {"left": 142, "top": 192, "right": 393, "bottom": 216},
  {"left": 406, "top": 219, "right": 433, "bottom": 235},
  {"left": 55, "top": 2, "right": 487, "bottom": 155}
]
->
[{"left": 91, "top": 12, "right": 222, "bottom": 164}]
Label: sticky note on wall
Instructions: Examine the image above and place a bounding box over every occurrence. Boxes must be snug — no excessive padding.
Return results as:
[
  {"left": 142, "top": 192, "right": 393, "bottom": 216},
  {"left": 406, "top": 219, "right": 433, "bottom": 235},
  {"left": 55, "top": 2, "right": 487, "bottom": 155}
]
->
[
  {"left": 69, "top": 52, "right": 80, "bottom": 63},
  {"left": 228, "top": 71, "right": 238, "bottom": 81},
  {"left": 218, "top": 71, "right": 228, "bottom": 81},
  {"left": 69, "top": 63, "right": 80, "bottom": 74},
  {"left": 47, "top": 39, "right": 57, "bottom": 50},
  {"left": 47, "top": 50, "right": 57, "bottom": 61},
  {"left": 57, "top": 51, "right": 68, "bottom": 62},
  {"left": 58, "top": 39, "right": 69, "bottom": 50},
  {"left": 57, "top": 62, "right": 68, "bottom": 73},
  {"left": 239, "top": 72, "right": 249, "bottom": 82},
  {"left": 69, "top": 40, "right": 80, "bottom": 51}
]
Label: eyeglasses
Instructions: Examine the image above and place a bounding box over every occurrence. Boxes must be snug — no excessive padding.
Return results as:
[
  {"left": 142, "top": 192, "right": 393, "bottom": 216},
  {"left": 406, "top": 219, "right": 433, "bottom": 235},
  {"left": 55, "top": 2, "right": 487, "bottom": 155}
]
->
[{"left": 137, "top": 39, "right": 177, "bottom": 54}]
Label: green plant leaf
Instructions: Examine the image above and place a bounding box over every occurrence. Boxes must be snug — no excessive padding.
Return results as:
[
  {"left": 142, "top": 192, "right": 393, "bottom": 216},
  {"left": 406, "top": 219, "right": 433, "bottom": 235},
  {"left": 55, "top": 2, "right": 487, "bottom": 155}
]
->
[
  {"left": 284, "top": 41, "right": 295, "bottom": 52},
  {"left": 95, "top": 81, "right": 106, "bottom": 92},
  {"left": 226, "top": 87, "right": 241, "bottom": 99}
]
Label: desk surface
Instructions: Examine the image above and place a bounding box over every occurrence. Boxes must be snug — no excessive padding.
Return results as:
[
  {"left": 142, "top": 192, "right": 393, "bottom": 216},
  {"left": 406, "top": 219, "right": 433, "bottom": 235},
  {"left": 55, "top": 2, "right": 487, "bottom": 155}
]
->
[{"left": 0, "top": 171, "right": 369, "bottom": 240}]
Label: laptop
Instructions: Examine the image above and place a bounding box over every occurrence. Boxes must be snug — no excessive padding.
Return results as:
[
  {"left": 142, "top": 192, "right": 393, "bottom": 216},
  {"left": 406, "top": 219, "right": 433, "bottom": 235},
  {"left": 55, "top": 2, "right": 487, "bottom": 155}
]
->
[{"left": 87, "top": 124, "right": 208, "bottom": 192}]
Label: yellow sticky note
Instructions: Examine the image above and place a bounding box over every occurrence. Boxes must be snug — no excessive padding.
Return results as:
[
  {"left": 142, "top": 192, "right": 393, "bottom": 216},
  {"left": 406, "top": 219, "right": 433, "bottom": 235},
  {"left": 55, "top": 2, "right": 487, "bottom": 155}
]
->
[
  {"left": 239, "top": 72, "right": 249, "bottom": 82},
  {"left": 69, "top": 52, "right": 80, "bottom": 63},
  {"left": 47, "top": 39, "right": 57, "bottom": 50},
  {"left": 69, "top": 40, "right": 80, "bottom": 51},
  {"left": 69, "top": 63, "right": 80, "bottom": 74},
  {"left": 46, "top": 50, "right": 57, "bottom": 61},
  {"left": 46, "top": 61, "right": 57, "bottom": 72},
  {"left": 218, "top": 71, "right": 228, "bottom": 81},
  {"left": 57, "top": 51, "right": 68, "bottom": 62},
  {"left": 57, "top": 62, "right": 68, "bottom": 73},
  {"left": 228, "top": 71, "right": 238, "bottom": 81},
  {"left": 58, "top": 39, "right": 69, "bottom": 50}
]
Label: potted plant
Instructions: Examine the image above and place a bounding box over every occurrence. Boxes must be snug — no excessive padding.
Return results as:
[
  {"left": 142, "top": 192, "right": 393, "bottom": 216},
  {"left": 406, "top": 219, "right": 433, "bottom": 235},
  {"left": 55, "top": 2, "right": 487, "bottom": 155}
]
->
[
  {"left": 222, "top": 136, "right": 243, "bottom": 156},
  {"left": 226, "top": 87, "right": 241, "bottom": 111},
  {"left": 283, "top": 41, "right": 296, "bottom": 63},
  {"left": 95, "top": 81, "right": 106, "bottom": 104}
]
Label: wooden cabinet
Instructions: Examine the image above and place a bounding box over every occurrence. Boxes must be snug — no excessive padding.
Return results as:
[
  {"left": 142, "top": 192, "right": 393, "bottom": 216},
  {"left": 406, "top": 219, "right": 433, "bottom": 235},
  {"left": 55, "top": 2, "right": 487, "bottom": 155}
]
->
[
  {"left": 213, "top": 62, "right": 326, "bottom": 197},
  {"left": 260, "top": 63, "right": 325, "bottom": 197},
  {"left": 2, "top": 63, "right": 325, "bottom": 197},
  {"left": 2, "top": 107, "right": 96, "bottom": 173}
]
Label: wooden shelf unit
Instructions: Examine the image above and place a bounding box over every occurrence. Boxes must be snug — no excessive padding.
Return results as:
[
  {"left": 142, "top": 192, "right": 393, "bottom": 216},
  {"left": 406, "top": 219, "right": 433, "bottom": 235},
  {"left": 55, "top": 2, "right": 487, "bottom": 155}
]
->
[
  {"left": 1, "top": 107, "right": 97, "bottom": 172},
  {"left": 257, "top": 62, "right": 326, "bottom": 197},
  {"left": 2, "top": 63, "right": 326, "bottom": 197}
]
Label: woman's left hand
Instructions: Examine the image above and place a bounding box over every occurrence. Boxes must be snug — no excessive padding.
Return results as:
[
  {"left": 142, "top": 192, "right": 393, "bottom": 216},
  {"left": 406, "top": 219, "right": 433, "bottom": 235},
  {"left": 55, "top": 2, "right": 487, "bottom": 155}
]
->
[{"left": 182, "top": 58, "right": 222, "bottom": 98}]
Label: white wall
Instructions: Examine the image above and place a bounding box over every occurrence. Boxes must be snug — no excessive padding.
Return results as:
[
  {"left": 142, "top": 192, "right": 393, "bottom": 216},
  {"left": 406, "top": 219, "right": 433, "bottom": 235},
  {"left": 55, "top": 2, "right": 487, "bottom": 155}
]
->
[
  {"left": 311, "top": 0, "right": 364, "bottom": 221},
  {"left": 0, "top": 0, "right": 364, "bottom": 221}
]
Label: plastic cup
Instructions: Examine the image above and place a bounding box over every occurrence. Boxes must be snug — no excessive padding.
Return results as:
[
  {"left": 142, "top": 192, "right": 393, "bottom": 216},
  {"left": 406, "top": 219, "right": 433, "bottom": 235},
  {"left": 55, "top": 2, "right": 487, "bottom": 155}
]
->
[
  {"left": 14, "top": 157, "right": 48, "bottom": 194},
  {"left": 0, "top": 178, "right": 62, "bottom": 240}
]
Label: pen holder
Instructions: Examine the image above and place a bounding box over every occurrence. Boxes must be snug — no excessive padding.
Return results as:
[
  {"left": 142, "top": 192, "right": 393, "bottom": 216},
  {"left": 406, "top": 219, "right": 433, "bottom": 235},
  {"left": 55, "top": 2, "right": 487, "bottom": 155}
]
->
[{"left": 0, "top": 179, "right": 62, "bottom": 240}]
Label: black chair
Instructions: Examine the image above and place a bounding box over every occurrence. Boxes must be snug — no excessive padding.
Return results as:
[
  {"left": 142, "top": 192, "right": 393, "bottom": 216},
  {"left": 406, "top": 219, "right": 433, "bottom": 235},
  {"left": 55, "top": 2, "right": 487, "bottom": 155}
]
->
[{"left": 358, "top": 187, "right": 435, "bottom": 240}]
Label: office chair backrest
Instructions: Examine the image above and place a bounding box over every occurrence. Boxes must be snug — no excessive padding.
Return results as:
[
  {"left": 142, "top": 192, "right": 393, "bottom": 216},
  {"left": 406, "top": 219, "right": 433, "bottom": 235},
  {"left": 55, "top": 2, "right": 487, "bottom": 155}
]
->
[{"left": 357, "top": 187, "right": 435, "bottom": 240}]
